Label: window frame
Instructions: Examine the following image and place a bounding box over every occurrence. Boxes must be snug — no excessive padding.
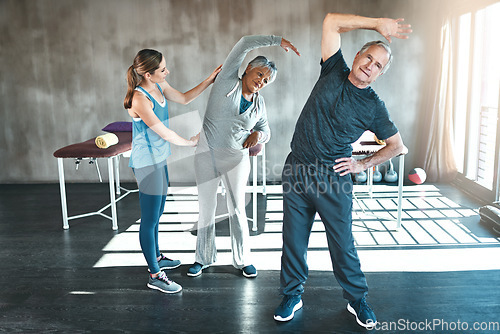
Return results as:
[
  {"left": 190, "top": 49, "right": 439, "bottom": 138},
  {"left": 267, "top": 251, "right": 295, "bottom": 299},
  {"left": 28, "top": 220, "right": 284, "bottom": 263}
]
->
[{"left": 450, "top": 2, "right": 500, "bottom": 203}]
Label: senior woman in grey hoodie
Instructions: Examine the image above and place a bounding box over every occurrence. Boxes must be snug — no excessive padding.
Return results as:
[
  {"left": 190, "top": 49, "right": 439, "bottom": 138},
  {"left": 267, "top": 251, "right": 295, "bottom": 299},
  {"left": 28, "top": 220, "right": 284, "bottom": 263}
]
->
[{"left": 188, "top": 35, "right": 300, "bottom": 278}]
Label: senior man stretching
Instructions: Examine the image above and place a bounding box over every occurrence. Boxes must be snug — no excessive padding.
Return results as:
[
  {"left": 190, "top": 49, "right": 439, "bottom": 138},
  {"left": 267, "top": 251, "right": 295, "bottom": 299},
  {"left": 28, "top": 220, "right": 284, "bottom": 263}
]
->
[{"left": 274, "top": 13, "right": 412, "bottom": 328}]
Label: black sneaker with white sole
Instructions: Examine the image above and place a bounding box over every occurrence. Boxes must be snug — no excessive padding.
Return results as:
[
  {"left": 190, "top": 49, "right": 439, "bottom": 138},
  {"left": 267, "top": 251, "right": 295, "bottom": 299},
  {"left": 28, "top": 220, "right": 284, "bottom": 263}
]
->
[
  {"left": 274, "top": 295, "right": 303, "bottom": 322},
  {"left": 347, "top": 297, "right": 377, "bottom": 328},
  {"left": 241, "top": 265, "right": 258, "bottom": 278},
  {"left": 187, "top": 262, "right": 209, "bottom": 277}
]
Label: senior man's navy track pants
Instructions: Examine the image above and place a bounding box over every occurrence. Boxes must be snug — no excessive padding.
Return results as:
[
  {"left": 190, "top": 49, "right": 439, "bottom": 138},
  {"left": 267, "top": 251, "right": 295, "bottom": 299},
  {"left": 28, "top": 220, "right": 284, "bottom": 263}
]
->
[{"left": 279, "top": 153, "right": 368, "bottom": 302}]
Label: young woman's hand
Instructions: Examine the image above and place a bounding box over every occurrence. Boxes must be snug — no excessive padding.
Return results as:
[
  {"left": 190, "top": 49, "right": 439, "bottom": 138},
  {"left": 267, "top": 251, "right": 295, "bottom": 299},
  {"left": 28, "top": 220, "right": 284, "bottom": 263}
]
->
[
  {"left": 189, "top": 133, "right": 200, "bottom": 147},
  {"left": 243, "top": 131, "right": 260, "bottom": 148},
  {"left": 207, "top": 64, "right": 223, "bottom": 84},
  {"left": 280, "top": 38, "right": 301, "bottom": 56}
]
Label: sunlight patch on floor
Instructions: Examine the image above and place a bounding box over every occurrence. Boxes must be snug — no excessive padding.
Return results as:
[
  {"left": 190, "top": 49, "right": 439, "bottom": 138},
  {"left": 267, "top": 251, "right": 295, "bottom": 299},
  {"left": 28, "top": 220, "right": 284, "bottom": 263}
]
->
[
  {"left": 94, "top": 247, "right": 500, "bottom": 272},
  {"left": 94, "top": 184, "right": 500, "bottom": 272}
]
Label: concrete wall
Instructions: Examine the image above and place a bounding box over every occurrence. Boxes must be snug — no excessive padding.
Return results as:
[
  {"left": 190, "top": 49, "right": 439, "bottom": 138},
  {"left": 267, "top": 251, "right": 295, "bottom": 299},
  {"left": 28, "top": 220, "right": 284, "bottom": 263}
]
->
[{"left": 0, "top": 0, "right": 443, "bottom": 184}]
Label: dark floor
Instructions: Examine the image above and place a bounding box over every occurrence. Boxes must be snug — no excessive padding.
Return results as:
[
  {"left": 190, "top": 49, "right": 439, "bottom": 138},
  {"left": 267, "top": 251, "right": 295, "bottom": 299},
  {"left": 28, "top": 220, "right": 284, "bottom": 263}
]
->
[{"left": 1, "top": 183, "right": 500, "bottom": 333}]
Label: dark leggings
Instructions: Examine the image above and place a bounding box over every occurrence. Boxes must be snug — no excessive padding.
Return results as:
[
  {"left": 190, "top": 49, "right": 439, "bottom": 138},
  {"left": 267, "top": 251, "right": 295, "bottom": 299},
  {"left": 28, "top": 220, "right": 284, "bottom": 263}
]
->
[{"left": 133, "top": 164, "right": 169, "bottom": 274}]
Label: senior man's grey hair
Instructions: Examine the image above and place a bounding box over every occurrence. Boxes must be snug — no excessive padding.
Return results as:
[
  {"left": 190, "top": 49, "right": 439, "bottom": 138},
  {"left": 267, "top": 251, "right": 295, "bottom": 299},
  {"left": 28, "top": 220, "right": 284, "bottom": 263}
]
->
[{"left": 358, "top": 40, "right": 393, "bottom": 74}]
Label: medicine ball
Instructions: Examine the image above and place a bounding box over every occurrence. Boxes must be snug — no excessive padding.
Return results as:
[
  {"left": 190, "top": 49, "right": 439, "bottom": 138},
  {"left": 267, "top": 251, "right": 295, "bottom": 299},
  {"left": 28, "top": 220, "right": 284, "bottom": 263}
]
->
[{"left": 409, "top": 168, "right": 427, "bottom": 184}]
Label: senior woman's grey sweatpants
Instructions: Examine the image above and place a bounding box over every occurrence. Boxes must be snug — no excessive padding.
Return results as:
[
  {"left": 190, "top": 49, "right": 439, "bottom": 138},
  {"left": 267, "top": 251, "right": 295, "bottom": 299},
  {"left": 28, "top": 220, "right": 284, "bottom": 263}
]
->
[{"left": 193, "top": 143, "right": 252, "bottom": 269}]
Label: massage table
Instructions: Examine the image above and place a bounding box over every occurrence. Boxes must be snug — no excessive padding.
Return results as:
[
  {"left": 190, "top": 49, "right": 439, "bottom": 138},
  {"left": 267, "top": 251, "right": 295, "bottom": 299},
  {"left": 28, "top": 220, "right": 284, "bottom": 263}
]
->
[
  {"left": 53, "top": 131, "right": 135, "bottom": 230},
  {"left": 351, "top": 131, "right": 408, "bottom": 230}
]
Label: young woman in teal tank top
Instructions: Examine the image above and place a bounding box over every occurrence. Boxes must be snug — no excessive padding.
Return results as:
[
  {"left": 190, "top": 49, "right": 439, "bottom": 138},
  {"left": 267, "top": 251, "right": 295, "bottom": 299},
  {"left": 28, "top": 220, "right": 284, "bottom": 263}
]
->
[{"left": 124, "top": 49, "right": 221, "bottom": 294}]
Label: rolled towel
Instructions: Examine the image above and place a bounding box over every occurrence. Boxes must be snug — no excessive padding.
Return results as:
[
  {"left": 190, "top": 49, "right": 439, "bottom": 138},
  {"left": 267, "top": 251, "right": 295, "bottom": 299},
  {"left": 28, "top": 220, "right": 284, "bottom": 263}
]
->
[
  {"left": 95, "top": 133, "right": 119, "bottom": 149},
  {"left": 374, "top": 134, "right": 386, "bottom": 145}
]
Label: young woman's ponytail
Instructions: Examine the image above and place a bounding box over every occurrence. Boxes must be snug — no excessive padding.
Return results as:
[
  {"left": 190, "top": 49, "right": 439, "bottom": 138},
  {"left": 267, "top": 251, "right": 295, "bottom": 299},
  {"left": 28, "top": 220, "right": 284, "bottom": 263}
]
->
[{"left": 124, "top": 65, "right": 141, "bottom": 109}]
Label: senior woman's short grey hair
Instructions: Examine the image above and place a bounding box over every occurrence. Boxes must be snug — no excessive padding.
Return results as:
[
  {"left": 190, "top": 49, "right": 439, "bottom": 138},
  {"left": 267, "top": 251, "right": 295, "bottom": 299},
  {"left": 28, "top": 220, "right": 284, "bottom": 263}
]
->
[
  {"left": 244, "top": 56, "right": 278, "bottom": 83},
  {"left": 358, "top": 41, "right": 393, "bottom": 74}
]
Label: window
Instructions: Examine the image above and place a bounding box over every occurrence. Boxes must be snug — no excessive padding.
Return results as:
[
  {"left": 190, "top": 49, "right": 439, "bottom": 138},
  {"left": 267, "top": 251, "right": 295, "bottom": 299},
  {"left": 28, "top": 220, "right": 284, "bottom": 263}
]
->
[{"left": 452, "top": 2, "right": 500, "bottom": 200}]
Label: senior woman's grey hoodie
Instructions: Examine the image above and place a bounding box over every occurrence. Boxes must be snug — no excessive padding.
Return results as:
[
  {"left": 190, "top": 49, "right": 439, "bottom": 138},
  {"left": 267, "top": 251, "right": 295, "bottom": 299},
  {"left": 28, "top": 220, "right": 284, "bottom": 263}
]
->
[{"left": 199, "top": 35, "right": 281, "bottom": 151}]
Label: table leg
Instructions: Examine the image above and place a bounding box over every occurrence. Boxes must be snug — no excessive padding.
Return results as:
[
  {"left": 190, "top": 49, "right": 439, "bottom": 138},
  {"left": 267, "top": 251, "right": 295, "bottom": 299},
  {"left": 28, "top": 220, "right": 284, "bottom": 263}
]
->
[
  {"left": 397, "top": 155, "right": 404, "bottom": 229},
  {"left": 368, "top": 166, "right": 373, "bottom": 198},
  {"left": 262, "top": 146, "right": 266, "bottom": 195},
  {"left": 108, "top": 157, "right": 118, "bottom": 230},
  {"left": 115, "top": 155, "right": 121, "bottom": 195},
  {"left": 57, "top": 158, "right": 69, "bottom": 230},
  {"left": 252, "top": 155, "right": 258, "bottom": 232}
]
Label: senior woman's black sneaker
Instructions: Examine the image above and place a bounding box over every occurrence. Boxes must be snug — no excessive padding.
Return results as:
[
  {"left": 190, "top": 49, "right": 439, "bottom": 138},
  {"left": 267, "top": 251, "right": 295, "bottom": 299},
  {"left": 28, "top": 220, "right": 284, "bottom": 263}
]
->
[{"left": 241, "top": 265, "right": 258, "bottom": 278}]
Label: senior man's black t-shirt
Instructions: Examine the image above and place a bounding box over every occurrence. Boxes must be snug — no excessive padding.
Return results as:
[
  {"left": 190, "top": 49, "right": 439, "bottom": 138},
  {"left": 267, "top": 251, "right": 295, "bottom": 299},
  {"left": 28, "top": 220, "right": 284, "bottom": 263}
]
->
[{"left": 290, "top": 49, "right": 398, "bottom": 174}]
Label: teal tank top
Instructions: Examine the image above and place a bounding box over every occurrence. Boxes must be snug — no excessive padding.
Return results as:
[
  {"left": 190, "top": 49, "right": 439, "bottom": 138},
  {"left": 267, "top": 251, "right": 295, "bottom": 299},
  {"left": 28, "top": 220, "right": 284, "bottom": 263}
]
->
[{"left": 129, "top": 83, "right": 171, "bottom": 168}]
